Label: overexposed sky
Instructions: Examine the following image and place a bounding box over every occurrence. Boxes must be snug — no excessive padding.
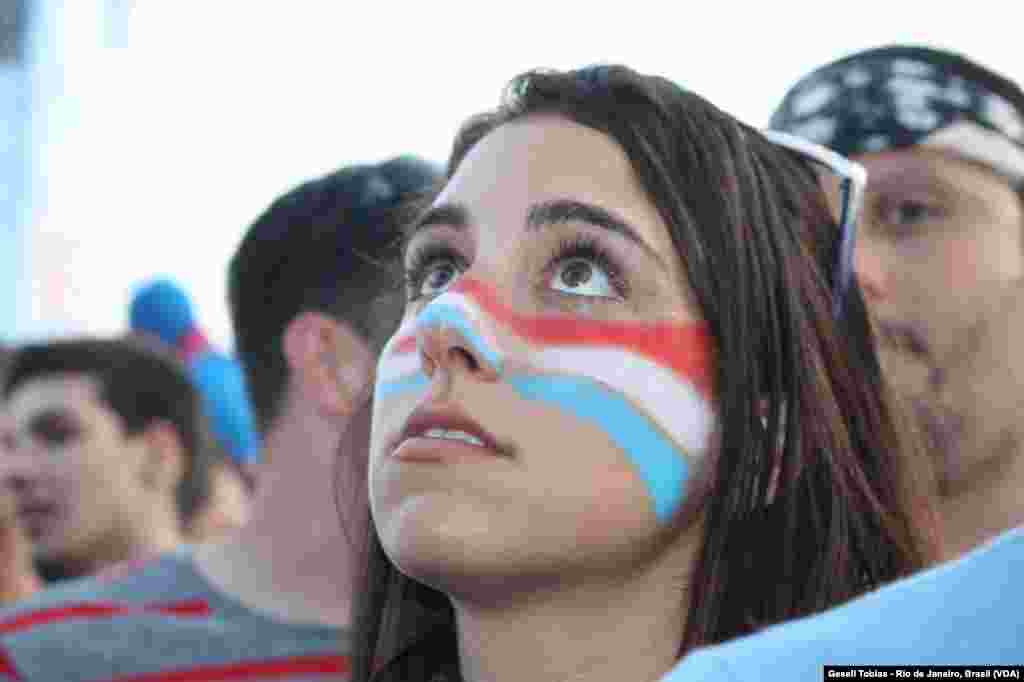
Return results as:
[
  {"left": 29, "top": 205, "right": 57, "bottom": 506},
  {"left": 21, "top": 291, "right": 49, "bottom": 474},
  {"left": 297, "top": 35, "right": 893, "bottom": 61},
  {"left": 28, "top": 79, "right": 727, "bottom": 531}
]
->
[{"left": 20, "top": 0, "right": 1024, "bottom": 349}]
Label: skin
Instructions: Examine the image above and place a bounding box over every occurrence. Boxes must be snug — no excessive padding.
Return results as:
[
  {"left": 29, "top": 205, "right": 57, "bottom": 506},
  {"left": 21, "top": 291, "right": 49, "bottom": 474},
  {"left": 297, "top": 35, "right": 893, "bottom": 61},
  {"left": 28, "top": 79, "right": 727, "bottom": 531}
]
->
[
  {"left": 191, "top": 312, "right": 376, "bottom": 628},
  {"left": 0, "top": 488, "right": 42, "bottom": 604},
  {"left": 827, "top": 150, "right": 1022, "bottom": 472},
  {"left": 0, "top": 375, "right": 183, "bottom": 577},
  {"left": 930, "top": 277, "right": 1024, "bottom": 558},
  {"left": 837, "top": 147, "right": 1024, "bottom": 557},
  {"left": 187, "top": 460, "right": 251, "bottom": 543},
  {"left": 370, "top": 115, "right": 717, "bottom": 682}
]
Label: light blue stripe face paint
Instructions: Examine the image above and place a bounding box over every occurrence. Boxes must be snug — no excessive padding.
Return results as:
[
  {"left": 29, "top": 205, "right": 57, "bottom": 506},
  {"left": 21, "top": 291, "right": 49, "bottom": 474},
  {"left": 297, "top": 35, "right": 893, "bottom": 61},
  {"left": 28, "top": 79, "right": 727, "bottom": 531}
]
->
[
  {"left": 508, "top": 374, "right": 689, "bottom": 523},
  {"left": 376, "top": 372, "right": 429, "bottom": 400},
  {"left": 415, "top": 304, "right": 505, "bottom": 376},
  {"left": 375, "top": 370, "right": 689, "bottom": 522}
]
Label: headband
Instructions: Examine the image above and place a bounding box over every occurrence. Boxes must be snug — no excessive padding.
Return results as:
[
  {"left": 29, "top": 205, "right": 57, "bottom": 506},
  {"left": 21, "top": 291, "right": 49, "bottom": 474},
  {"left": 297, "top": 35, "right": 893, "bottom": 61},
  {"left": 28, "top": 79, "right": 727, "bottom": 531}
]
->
[{"left": 770, "top": 49, "right": 1024, "bottom": 184}]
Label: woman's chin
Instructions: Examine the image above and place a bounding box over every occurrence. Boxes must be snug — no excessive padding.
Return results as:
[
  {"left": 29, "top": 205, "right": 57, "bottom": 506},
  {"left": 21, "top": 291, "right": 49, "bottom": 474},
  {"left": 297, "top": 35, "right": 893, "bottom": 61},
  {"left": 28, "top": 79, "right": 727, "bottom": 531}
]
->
[
  {"left": 374, "top": 489, "right": 675, "bottom": 605},
  {"left": 376, "top": 493, "right": 512, "bottom": 583}
]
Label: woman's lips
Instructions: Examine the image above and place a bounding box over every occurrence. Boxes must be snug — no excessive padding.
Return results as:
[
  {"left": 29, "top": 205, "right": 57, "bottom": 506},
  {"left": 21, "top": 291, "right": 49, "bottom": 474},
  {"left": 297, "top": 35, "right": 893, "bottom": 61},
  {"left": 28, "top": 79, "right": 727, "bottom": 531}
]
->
[
  {"left": 389, "top": 403, "right": 509, "bottom": 462},
  {"left": 393, "top": 435, "right": 504, "bottom": 463}
]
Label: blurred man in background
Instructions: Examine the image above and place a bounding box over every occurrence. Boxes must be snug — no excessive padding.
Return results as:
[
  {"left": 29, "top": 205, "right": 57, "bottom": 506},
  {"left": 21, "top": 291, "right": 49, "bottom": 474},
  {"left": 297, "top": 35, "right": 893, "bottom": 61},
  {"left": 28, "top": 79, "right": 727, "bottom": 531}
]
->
[
  {"left": 662, "top": 246, "right": 1024, "bottom": 679},
  {"left": 0, "top": 156, "right": 439, "bottom": 682},
  {"left": 654, "top": 44, "right": 1024, "bottom": 679},
  {"left": 770, "top": 44, "right": 1024, "bottom": 559},
  {"left": 0, "top": 337, "right": 215, "bottom": 581}
]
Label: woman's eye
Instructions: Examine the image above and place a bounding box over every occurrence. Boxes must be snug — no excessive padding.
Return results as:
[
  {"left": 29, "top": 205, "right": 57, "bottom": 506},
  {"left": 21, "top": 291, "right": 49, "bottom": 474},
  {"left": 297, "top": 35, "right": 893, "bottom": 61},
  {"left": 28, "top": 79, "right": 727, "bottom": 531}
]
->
[
  {"left": 548, "top": 257, "right": 616, "bottom": 298},
  {"left": 418, "top": 259, "right": 462, "bottom": 298}
]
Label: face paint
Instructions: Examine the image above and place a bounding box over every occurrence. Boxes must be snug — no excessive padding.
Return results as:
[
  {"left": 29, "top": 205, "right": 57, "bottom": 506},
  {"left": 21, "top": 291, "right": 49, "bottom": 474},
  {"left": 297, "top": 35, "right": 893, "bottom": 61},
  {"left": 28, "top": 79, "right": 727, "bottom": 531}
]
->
[
  {"left": 375, "top": 332, "right": 428, "bottom": 400},
  {"left": 375, "top": 278, "right": 715, "bottom": 523},
  {"left": 410, "top": 288, "right": 506, "bottom": 375}
]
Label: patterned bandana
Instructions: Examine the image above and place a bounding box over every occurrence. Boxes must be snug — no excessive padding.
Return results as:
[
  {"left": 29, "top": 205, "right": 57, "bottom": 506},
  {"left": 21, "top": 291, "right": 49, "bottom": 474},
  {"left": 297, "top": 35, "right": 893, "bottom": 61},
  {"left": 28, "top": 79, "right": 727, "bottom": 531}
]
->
[{"left": 769, "top": 46, "right": 1024, "bottom": 184}]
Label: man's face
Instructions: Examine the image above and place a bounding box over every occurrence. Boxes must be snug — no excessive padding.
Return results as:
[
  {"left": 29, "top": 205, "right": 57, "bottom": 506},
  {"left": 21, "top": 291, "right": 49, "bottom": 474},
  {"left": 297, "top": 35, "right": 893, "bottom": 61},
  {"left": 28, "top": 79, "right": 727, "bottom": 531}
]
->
[
  {"left": 0, "top": 374, "right": 151, "bottom": 565},
  {"left": 850, "top": 148, "right": 1024, "bottom": 486}
]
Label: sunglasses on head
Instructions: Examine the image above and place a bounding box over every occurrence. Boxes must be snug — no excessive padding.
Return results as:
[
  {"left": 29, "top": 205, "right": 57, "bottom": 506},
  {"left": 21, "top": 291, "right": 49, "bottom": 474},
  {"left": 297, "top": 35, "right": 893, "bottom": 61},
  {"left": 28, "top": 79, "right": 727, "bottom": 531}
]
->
[{"left": 761, "top": 129, "right": 867, "bottom": 319}]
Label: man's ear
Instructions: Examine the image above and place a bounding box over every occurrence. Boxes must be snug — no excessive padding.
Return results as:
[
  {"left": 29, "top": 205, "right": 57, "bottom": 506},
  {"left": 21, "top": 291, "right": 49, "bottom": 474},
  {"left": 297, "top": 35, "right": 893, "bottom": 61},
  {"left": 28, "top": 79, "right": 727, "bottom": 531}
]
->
[
  {"left": 138, "top": 419, "right": 186, "bottom": 493},
  {"left": 282, "top": 312, "right": 374, "bottom": 418}
]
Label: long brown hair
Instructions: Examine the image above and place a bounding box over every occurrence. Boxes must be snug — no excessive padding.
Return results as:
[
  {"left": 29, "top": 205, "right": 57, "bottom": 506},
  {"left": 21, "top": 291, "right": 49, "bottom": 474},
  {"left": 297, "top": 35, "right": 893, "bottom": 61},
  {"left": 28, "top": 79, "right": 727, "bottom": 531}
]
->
[{"left": 351, "top": 65, "right": 939, "bottom": 681}]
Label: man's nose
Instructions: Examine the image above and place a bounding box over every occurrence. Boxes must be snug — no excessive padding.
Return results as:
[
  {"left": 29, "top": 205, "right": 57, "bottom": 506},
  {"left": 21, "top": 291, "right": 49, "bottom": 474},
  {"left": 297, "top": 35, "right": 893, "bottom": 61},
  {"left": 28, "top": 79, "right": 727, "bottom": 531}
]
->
[
  {"left": 0, "top": 438, "right": 45, "bottom": 492},
  {"left": 854, "top": 241, "right": 890, "bottom": 305}
]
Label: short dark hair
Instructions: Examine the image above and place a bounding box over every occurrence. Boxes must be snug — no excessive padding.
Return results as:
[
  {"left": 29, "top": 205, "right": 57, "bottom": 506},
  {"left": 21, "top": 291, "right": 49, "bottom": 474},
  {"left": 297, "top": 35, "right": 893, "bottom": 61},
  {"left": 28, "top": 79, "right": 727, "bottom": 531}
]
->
[
  {"left": 0, "top": 344, "right": 11, "bottom": 382},
  {"left": 228, "top": 156, "right": 440, "bottom": 433},
  {"left": 2, "top": 336, "right": 215, "bottom": 526}
]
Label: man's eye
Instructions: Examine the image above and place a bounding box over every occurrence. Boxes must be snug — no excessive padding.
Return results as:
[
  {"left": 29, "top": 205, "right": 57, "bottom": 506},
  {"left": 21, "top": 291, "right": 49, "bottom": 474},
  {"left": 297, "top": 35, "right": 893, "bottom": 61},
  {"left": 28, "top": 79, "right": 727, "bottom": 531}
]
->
[
  {"left": 895, "top": 202, "right": 928, "bottom": 223},
  {"left": 38, "top": 428, "right": 76, "bottom": 446},
  {"left": 881, "top": 199, "right": 944, "bottom": 228},
  {"left": 32, "top": 419, "right": 80, "bottom": 447}
]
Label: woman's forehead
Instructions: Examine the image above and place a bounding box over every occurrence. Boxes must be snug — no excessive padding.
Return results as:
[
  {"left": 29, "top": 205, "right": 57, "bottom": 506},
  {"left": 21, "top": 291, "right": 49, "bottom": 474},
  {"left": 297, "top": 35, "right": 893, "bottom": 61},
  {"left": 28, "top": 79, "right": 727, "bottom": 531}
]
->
[
  {"left": 442, "top": 117, "right": 634, "bottom": 198},
  {"left": 435, "top": 116, "right": 677, "bottom": 258}
]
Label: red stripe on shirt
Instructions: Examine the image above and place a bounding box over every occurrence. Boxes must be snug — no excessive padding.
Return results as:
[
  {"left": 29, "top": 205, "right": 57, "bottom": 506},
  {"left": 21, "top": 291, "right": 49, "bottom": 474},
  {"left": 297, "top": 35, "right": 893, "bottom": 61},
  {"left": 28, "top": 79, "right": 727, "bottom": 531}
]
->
[
  {"left": 0, "top": 600, "right": 211, "bottom": 634},
  {"left": 96, "top": 654, "right": 351, "bottom": 682},
  {"left": 0, "top": 647, "right": 22, "bottom": 681}
]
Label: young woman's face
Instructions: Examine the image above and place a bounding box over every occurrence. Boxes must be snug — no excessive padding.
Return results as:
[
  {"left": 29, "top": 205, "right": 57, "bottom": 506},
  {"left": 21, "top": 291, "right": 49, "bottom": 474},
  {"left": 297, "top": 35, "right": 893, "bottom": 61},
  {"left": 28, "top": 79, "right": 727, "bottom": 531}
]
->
[{"left": 369, "top": 115, "right": 717, "bottom": 595}]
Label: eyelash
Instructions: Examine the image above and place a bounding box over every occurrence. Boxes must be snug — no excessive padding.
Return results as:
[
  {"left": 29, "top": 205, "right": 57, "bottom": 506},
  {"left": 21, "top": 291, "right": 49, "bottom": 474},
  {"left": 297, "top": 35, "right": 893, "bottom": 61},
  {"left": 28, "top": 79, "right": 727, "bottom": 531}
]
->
[
  {"left": 404, "top": 243, "right": 468, "bottom": 302},
  {"left": 549, "top": 236, "right": 629, "bottom": 299},
  {"left": 403, "top": 235, "right": 630, "bottom": 302}
]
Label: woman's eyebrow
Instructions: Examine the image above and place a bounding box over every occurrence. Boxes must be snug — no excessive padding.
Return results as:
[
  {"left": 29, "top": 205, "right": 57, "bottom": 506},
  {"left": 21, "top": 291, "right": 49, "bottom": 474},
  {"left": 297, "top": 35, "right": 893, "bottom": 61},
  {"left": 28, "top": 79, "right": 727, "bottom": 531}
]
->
[
  {"left": 406, "top": 198, "right": 669, "bottom": 272},
  {"left": 526, "top": 198, "right": 668, "bottom": 271},
  {"left": 402, "top": 202, "right": 472, "bottom": 265},
  {"left": 408, "top": 203, "right": 471, "bottom": 239}
]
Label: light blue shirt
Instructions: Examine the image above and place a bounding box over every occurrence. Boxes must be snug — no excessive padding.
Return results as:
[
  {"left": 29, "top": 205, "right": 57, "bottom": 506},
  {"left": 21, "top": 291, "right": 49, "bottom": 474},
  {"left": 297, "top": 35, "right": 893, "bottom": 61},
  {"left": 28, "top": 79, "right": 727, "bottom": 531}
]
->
[{"left": 663, "top": 526, "right": 1023, "bottom": 680}]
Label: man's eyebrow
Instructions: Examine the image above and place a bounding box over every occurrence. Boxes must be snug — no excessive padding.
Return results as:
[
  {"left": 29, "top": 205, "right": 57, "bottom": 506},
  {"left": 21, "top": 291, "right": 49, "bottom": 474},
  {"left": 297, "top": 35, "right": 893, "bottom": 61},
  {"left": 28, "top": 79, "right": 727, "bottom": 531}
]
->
[{"left": 526, "top": 198, "right": 667, "bottom": 269}]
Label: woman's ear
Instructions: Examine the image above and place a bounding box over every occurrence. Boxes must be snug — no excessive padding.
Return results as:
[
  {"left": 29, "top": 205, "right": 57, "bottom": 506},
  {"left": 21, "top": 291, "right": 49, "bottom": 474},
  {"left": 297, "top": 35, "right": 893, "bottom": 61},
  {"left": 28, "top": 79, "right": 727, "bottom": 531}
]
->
[{"left": 282, "top": 312, "right": 374, "bottom": 419}]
